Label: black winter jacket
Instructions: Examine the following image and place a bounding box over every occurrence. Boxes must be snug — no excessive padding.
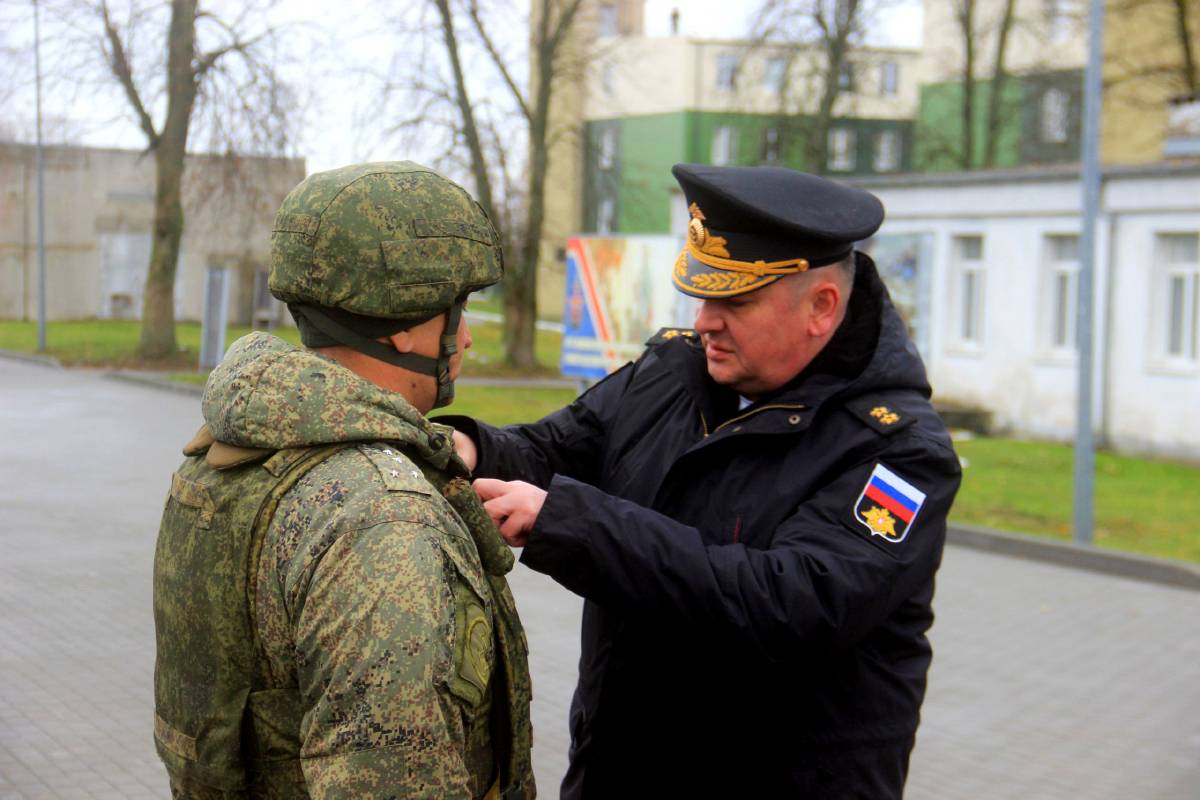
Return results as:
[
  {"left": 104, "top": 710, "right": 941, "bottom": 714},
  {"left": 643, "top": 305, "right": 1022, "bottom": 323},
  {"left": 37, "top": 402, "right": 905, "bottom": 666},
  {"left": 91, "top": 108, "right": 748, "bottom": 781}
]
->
[{"left": 448, "top": 257, "right": 961, "bottom": 798}]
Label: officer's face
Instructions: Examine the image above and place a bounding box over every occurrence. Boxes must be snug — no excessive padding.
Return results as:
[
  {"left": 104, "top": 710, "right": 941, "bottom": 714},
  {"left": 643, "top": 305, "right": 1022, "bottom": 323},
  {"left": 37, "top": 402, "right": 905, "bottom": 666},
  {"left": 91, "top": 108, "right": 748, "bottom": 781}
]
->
[{"left": 694, "top": 272, "right": 840, "bottom": 398}]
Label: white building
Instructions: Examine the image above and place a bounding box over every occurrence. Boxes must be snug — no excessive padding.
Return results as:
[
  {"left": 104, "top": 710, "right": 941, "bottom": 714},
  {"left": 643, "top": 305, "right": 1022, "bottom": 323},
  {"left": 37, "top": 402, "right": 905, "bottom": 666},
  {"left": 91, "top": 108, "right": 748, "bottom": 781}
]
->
[{"left": 856, "top": 162, "right": 1200, "bottom": 460}]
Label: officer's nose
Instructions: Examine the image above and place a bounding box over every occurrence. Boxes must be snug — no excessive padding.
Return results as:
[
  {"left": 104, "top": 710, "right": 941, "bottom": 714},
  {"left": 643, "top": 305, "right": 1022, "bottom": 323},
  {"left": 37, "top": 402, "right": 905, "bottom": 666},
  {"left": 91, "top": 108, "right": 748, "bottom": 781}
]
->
[{"left": 694, "top": 299, "right": 725, "bottom": 334}]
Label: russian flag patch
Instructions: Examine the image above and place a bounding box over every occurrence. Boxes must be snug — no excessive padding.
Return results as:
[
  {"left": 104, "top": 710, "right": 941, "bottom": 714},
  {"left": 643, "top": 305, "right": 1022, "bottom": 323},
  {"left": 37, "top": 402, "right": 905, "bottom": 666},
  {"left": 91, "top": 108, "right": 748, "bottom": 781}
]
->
[{"left": 854, "top": 463, "right": 927, "bottom": 544}]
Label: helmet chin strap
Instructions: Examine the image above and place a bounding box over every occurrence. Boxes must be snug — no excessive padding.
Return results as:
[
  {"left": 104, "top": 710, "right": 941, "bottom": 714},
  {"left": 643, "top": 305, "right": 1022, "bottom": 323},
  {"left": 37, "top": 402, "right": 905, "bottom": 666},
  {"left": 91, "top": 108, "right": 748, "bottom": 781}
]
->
[{"left": 294, "top": 302, "right": 463, "bottom": 409}]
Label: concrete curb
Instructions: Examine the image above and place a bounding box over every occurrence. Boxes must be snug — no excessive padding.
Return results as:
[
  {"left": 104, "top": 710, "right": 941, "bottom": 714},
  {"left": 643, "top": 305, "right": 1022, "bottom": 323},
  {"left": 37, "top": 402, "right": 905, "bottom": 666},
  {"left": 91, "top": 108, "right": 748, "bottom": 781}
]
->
[
  {"left": 948, "top": 523, "right": 1200, "bottom": 591},
  {"left": 0, "top": 348, "right": 63, "bottom": 369},
  {"left": 103, "top": 371, "right": 205, "bottom": 397}
]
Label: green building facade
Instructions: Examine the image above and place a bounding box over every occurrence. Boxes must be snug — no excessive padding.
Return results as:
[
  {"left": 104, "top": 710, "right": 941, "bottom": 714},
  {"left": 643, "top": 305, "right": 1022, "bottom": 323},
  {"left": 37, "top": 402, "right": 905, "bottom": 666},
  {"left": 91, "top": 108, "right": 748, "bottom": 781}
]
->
[{"left": 582, "top": 111, "right": 914, "bottom": 234}]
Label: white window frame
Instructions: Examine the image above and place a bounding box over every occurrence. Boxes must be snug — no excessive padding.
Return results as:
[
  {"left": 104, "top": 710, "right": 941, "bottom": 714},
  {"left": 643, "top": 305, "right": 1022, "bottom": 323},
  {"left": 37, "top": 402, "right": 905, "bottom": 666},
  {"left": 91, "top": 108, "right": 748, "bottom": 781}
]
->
[
  {"left": 716, "top": 55, "right": 739, "bottom": 91},
  {"left": 873, "top": 129, "right": 900, "bottom": 172},
  {"left": 837, "top": 61, "right": 855, "bottom": 92},
  {"left": 1040, "top": 88, "right": 1069, "bottom": 144},
  {"left": 1154, "top": 233, "right": 1200, "bottom": 367},
  {"left": 601, "top": 63, "right": 615, "bottom": 95},
  {"left": 762, "top": 127, "right": 780, "bottom": 163},
  {"left": 598, "top": 2, "right": 618, "bottom": 36},
  {"left": 880, "top": 61, "right": 898, "bottom": 97},
  {"left": 598, "top": 127, "right": 616, "bottom": 170},
  {"left": 1038, "top": 234, "right": 1080, "bottom": 358},
  {"left": 827, "top": 127, "right": 856, "bottom": 171},
  {"left": 712, "top": 126, "right": 737, "bottom": 166},
  {"left": 950, "top": 235, "right": 986, "bottom": 350},
  {"left": 597, "top": 197, "right": 615, "bottom": 234},
  {"left": 763, "top": 56, "right": 787, "bottom": 94}
]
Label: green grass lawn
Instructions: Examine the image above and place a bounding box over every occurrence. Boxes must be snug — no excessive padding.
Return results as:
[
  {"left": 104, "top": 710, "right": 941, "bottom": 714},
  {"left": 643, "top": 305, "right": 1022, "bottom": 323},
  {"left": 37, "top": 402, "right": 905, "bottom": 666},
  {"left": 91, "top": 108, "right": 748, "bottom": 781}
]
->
[
  {"left": 432, "top": 385, "right": 577, "bottom": 427},
  {"left": 0, "top": 316, "right": 558, "bottom": 376},
  {"left": 951, "top": 436, "right": 1200, "bottom": 563}
]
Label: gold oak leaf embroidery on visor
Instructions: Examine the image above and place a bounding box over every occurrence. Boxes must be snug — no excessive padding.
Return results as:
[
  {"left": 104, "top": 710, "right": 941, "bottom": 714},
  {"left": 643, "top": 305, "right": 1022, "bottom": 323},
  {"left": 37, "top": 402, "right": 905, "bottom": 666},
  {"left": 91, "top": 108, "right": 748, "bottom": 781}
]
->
[{"left": 691, "top": 272, "right": 761, "bottom": 291}]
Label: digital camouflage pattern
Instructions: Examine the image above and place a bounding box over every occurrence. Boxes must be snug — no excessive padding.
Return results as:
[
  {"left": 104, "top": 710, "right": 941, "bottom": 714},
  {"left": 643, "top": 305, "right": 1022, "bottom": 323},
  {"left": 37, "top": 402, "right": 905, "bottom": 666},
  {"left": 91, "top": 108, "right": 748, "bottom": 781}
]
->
[
  {"left": 269, "top": 162, "right": 503, "bottom": 324},
  {"left": 154, "top": 332, "right": 533, "bottom": 799}
]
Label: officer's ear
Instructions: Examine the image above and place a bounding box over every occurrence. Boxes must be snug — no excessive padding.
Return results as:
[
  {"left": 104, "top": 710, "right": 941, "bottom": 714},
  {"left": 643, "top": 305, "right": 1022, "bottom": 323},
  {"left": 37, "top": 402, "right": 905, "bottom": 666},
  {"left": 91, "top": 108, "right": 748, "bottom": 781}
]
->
[{"left": 806, "top": 279, "right": 843, "bottom": 338}]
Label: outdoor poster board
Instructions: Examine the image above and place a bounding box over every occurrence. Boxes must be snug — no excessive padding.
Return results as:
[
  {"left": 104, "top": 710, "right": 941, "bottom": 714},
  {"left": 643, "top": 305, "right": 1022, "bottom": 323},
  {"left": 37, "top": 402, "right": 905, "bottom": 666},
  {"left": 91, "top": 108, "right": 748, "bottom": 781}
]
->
[{"left": 560, "top": 236, "right": 694, "bottom": 380}]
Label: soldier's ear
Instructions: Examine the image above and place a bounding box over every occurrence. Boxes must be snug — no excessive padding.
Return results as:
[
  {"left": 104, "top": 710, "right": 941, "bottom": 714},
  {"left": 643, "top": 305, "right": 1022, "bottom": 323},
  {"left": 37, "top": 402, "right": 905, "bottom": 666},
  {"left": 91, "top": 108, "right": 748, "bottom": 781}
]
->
[{"left": 384, "top": 330, "right": 415, "bottom": 354}]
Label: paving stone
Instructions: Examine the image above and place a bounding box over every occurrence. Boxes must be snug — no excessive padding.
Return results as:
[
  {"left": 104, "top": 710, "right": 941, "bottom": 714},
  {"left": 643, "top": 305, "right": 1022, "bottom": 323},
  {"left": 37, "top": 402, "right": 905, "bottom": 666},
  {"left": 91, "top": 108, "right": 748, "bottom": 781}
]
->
[{"left": 2, "top": 356, "right": 1196, "bottom": 799}]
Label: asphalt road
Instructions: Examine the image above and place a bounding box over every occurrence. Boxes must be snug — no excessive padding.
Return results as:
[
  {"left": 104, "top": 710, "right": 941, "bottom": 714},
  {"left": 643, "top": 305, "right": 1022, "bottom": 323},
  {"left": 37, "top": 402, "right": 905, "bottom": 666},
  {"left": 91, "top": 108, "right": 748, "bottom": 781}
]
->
[{"left": 1, "top": 356, "right": 1196, "bottom": 799}]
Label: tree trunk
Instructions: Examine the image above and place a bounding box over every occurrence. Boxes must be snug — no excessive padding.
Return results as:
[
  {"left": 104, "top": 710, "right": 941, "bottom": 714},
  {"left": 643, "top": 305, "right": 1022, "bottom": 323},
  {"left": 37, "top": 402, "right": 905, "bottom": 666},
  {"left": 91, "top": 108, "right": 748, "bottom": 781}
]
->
[
  {"left": 1173, "top": 0, "right": 1199, "bottom": 93},
  {"left": 958, "top": 0, "right": 977, "bottom": 170},
  {"left": 983, "top": 0, "right": 1017, "bottom": 167},
  {"left": 433, "top": 0, "right": 498, "bottom": 224},
  {"left": 138, "top": 0, "right": 198, "bottom": 359},
  {"left": 503, "top": 25, "right": 554, "bottom": 370},
  {"left": 806, "top": 0, "right": 859, "bottom": 173}
]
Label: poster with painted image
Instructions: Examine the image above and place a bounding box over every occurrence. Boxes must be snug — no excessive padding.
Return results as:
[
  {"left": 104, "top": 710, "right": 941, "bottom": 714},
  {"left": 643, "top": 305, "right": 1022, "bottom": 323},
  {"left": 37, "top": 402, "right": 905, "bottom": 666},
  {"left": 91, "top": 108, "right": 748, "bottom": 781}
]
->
[
  {"left": 859, "top": 232, "right": 933, "bottom": 356},
  {"left": 561, "top": 236, "right": 693, "bottom": 379}
]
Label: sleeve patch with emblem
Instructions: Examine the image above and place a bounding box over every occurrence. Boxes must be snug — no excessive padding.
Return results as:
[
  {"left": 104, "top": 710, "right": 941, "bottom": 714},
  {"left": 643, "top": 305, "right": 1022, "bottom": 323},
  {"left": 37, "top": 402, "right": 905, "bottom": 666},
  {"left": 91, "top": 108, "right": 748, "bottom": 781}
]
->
[{"left": 853, "top": 463, "right": 926, "bottom": 544}]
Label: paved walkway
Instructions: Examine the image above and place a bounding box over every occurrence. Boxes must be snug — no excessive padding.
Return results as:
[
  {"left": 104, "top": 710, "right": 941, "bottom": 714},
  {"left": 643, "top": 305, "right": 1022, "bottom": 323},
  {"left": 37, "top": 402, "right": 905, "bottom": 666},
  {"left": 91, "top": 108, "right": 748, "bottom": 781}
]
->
[{"left": 1, "top": 357, "right": 1196, "bottom": 799}]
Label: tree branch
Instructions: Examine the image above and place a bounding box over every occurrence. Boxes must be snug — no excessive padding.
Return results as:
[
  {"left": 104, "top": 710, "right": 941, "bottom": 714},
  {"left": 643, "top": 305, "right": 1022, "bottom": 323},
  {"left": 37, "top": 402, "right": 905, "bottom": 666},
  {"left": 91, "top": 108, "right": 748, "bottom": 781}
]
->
[
  {"left": 465, "top": 0, "right": 531, "bottom": 119},
  {"left": 100, "top": 0, "right": 158, "bottom": 146}
]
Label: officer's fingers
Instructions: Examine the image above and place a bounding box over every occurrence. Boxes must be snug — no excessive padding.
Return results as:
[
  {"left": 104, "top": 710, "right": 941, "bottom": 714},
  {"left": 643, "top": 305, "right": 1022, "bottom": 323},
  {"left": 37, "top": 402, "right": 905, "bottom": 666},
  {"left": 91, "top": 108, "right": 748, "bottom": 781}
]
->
[
  {"left": 498, "top": 513, "right": 531, "bottom": 547},
  {"left": 482, "top": 494, "right": 515, "bottom": 525},
  {"left": 472, "top": 478, "right": 509, "bottom": 501},
  {"left": 452, "top": 430, "right": 478, "bottom": 471}
]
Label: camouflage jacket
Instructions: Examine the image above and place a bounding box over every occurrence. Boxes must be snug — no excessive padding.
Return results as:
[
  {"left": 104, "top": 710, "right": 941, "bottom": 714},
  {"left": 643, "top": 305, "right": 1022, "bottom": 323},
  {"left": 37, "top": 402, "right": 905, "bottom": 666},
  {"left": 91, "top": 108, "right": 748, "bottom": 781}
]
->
[{"left": 156, "top": 332, "right": 533, "bottom": 799}]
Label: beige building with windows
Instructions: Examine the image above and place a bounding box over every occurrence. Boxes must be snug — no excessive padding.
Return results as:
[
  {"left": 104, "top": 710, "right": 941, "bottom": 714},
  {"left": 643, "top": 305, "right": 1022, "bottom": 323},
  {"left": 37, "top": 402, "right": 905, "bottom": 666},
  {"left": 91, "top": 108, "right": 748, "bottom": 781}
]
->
[{"left": 0, "top": 143, "right": 304, "bottom": 324}]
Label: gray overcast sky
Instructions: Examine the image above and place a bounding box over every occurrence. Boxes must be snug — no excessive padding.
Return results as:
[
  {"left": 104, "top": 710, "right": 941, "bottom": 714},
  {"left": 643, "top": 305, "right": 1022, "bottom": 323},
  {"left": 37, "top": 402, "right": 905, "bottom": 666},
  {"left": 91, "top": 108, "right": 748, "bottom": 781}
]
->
[{"left": 3, "top": 0, "right": 923, "bottom": 174}]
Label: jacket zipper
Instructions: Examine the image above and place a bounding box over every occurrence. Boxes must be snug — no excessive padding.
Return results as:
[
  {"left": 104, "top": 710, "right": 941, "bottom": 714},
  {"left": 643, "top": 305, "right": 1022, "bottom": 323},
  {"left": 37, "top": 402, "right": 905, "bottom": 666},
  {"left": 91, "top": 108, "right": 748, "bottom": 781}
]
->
[{"left": 702, "top": 403, "right": 807, "bottom": 436}]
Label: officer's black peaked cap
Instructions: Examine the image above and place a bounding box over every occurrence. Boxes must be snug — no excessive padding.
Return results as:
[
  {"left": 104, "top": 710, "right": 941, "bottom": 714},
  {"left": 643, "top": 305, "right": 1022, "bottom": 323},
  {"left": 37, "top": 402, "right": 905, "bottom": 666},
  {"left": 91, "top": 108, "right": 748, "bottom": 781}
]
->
[{"left": 673, "top": 163, "right": 884, "bottom": 261}]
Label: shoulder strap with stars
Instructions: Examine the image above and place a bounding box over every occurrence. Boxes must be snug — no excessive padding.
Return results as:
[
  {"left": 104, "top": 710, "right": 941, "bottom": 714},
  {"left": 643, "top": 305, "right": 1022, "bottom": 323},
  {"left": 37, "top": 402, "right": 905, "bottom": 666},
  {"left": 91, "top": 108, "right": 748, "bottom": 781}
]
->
[
  {"left": 645, "top": 327, "right": 698, "bottom": 346},
  {"left": 844, "top": 395, "right": 917, "bottom": 436}
]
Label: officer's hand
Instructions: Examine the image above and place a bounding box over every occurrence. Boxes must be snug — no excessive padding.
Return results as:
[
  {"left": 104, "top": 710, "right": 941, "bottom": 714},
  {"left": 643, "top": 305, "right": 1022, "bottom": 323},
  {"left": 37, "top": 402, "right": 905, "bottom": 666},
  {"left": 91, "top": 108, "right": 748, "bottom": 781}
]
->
[
  {"left": 473, "top": 478, "right": 546, "bottom": 547},
  {"left": 452, "top": 430, "right": 478, "bottom": 472}
]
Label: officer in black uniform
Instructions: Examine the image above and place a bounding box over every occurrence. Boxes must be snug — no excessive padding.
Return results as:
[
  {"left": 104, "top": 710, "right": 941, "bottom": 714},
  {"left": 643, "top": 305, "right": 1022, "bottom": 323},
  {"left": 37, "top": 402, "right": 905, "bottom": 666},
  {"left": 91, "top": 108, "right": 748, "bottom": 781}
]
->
[{"left": 448, "top": 164, "right": 962, "bottom": 799}]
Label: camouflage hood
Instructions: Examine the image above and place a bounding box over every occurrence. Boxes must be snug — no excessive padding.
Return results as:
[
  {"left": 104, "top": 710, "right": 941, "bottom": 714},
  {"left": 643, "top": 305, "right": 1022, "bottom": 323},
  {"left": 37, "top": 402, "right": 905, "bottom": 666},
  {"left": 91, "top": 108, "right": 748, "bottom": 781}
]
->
[{"left": 202, "top": 332, "right": 456, "bottom": 467}]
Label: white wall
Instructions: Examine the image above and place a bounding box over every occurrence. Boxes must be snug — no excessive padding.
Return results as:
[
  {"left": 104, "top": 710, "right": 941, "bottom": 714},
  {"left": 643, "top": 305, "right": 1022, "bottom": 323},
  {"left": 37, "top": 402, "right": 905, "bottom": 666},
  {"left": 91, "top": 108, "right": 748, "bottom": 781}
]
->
[{"left": 861, "top": 166, "right": 1200, "bottom": 459}]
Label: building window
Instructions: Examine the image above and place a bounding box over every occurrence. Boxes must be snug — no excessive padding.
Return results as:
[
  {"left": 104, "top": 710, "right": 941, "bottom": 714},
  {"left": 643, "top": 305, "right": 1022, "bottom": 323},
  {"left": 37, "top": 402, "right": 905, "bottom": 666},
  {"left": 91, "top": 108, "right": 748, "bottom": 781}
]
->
[
  {"left": 873, "top": 129, "right": 900, "bottom": 172},
  {"left": 598, "top": 127, "right": 616, "bottom": 170},
  {"left": 712, "top": 126, "right": 738, "bottom": 165},
  {"left": 1045, "top": 0, "right": 1075, "bottom": 42},
  {"left": 602, "top": 63, "right": 615, "bottom": 95},
  {"left": 880, "top": 61, "right": 898, "bottom": 96},
  {"left": 762, "top": 128, "right": 781, "bottom": 163},
  {"left": 952, "top": 235, "right": 985, "bottom": 346},
  {"left": 597, "top": 197, "right": 615, "bottom": 234},
  {"left": 837, "top": 61, "right": 855, "bottom": 92},
  {"left": 763, "top": 56, "right": 787, "bottom": 94},
  {"left": 716, "top": 55, "right": 739, "bottom": 91},
  {"left": 1042, "top": 234, "right": 1080, "bottom": 351},
  {"left": 598, "top": 2, "right": 618, "bottom": 36},
  {"left": 827, "top": 127, "right": 856, "bottom": 171},
  {"left": 1157, "top": 233, "right": 1199, "bottom": 361},
  {"left": 1040, "top": 88, "right": 1069, "bottom": 143}
]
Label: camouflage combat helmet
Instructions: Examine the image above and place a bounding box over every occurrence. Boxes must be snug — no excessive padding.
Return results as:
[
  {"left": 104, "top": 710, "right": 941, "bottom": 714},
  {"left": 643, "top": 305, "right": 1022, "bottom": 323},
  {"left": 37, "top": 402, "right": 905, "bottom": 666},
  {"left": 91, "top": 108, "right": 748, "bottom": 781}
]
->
[{"left": 269, "top": 161, "right": 503, "bottom": 408}]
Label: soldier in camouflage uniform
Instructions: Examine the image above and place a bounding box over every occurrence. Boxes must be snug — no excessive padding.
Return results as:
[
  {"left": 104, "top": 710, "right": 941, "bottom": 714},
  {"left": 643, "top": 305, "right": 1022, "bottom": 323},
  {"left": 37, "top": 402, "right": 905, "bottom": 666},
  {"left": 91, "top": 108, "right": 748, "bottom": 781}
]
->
[{"left": 152, "top": 162, "right": 534, "bottom": 799}]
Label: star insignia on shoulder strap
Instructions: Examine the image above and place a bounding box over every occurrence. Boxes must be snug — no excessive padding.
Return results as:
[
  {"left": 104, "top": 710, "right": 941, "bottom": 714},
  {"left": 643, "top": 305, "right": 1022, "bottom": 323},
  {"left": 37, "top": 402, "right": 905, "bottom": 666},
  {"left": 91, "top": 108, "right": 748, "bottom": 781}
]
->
[{"left": 646, "top": 327, "right": 698, "bottom": 346}]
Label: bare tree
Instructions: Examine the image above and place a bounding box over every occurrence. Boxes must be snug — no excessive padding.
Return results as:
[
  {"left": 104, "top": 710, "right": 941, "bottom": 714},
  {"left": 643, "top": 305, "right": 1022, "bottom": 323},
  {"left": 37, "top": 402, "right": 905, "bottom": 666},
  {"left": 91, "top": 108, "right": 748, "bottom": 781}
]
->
[
  {"left": 949, "top": 0, "right": 1021, "bottom": 169},
  {"left": 748, "top": 0, "right": 875, "bottom": 172},
  {"left": 82, "top": 0, "right": 300, "bottom": 358},
  {"left": 1105, "top": 0, "right": 1198, "bottom": 98},
  {"left": 379, "top": 0, "right": 585, "bottom": 369}
]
